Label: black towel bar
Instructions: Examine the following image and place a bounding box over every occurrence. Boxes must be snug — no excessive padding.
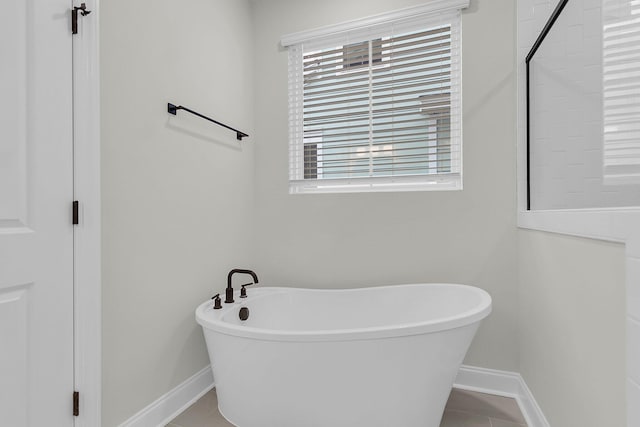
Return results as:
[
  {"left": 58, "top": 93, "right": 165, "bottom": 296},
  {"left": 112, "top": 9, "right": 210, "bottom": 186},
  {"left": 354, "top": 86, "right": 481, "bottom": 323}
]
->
[{"left": 167, "top": 103, "right": 249, "bottom": 141}]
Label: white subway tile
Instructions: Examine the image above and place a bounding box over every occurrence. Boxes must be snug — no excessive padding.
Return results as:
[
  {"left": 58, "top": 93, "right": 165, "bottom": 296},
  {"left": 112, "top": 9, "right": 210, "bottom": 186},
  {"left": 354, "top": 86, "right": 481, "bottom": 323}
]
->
[
  {"left": 583, "top": 0, "right": 600, "bottom": 10},
  {"left": 566, "top": 24, "right": 583, "bottom": 54},
  {"left": 518, "top": 2, "right": 535, "bottom": 22},
  {"left": 565, "top": 1, "right": 583, "bottom": 27},
  {"left": 533, "top": 3, "right": 552, "bottom": 33},
  {"left": 518, "top": 19, "right": 535, "bottom": 49},
  {"left": 566, "top": 165, "right": 585, "bottom": 193},
  {"left": 566, "top": 136, "right": 585, "bottom": 165},
  {"left": 583, "top": 7, "right": 601, "bottom": 38}
]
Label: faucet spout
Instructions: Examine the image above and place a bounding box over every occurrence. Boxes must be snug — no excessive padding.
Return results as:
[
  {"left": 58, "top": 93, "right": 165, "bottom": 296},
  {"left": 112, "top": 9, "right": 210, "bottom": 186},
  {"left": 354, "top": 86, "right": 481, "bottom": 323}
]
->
[{"left": 226, "top": 269, "right": 259, "bottom": 303}]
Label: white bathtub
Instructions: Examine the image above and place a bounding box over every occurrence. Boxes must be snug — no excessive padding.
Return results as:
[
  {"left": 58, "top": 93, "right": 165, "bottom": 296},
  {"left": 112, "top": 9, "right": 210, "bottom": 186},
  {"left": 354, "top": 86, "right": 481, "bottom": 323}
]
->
[{"left": 196, "top": 284, "right": 491, "bottom": 427}]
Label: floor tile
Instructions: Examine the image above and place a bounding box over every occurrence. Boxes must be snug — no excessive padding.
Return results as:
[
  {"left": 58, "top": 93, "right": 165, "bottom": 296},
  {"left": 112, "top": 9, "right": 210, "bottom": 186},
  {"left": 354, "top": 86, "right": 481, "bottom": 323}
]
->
[
  {"left": 169, "top": 388, "right": 527, "bottom": 427},
  {"left": 440, "top": 410, "right": 492, "bottom": 427},
  {"left": 445, "top": 389, "right": 526, "bottom": 424},
  {"left": 490, "top": 418, "right": 527, "bottom": 427},
  {"left": 168, "top": 389, "right": 234, "bottom": 427}
]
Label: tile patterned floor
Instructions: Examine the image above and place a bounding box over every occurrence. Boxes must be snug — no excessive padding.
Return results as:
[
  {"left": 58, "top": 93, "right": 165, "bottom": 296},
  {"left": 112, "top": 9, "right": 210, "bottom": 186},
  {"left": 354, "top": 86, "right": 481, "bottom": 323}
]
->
[{"left": 167, "top": 388, "right": 527, "bottom": 427}]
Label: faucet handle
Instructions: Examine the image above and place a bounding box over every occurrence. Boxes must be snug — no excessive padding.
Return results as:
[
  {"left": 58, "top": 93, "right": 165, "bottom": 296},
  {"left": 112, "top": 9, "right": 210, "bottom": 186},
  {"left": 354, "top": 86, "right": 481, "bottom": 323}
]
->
[
  {"left": 211, "top": 293, "right": 222, "bottom": 309},
  {"left": 240, "top": 282, "right": 254, "bottom": 298}
]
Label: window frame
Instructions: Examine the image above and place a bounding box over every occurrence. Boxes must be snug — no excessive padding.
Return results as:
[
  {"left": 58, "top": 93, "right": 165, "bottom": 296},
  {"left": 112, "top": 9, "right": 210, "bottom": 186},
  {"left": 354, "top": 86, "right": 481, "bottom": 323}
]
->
[{"left": 282, "top": 1, "right": 469, "bottom": 194}]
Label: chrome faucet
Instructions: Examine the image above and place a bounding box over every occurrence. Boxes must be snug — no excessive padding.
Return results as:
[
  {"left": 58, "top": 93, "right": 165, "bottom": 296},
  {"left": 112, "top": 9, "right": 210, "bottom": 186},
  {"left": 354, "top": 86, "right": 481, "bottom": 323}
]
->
[{"left": 226, "top": 269, "right": 259, "bottom": 303}]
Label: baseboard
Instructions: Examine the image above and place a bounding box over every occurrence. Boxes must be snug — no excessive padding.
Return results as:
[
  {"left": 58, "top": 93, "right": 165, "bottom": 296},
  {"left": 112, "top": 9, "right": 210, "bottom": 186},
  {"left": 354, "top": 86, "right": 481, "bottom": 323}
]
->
[
  {"left": 119, "top": 364, "right": 548, "bottom": 427},
  {"left": 454, "top": 365, "right": 550, "bottom": 427},
  {"left": 118, "top": 366, "right": 215, "bottom": 427}
]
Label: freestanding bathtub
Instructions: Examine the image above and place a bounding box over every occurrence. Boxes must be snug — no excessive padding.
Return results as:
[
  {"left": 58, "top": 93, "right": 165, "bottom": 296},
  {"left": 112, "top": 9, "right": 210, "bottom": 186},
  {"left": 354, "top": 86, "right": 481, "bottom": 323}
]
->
[{"left": 196, "top": 284, "right": 491, "bottom": 427}]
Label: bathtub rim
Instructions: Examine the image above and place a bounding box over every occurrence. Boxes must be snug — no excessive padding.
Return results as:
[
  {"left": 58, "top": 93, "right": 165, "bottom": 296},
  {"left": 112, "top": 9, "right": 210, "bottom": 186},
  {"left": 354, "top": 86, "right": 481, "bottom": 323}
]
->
[{"left": 196, "top": 283, "right": 491, "bottom": 342}]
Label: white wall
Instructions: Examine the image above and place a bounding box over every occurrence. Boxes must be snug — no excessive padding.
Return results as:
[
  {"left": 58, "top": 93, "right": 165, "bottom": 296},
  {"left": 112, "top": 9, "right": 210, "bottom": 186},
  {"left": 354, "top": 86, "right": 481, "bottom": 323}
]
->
[
  {"left": 518, "top": 230, "right": 626, "bottom": 427},
  {"left": 250, "top": 0, "right": 519, "bottom": 371},
  {"left": 100, "top": 0, "right": 254, "bottom": 425}
]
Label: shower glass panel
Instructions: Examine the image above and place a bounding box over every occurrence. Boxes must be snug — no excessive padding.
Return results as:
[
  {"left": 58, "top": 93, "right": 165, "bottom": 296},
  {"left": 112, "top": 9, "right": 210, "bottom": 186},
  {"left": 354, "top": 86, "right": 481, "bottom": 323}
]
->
[{"left": 528, "top": 0, "right": 640, "bottom": 210}]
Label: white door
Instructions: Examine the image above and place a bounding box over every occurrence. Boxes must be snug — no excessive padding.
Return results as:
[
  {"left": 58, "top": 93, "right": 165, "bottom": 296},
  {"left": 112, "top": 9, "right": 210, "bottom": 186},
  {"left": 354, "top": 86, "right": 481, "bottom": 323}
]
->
[{"left": 0, "top": 0, "right": 75, "bottom": 426}]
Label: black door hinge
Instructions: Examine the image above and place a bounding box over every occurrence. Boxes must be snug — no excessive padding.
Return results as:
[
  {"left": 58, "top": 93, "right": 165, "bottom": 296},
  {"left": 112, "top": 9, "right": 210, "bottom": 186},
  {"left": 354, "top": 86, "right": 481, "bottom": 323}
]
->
[
  {"left": 73, "top": 391, "right": 79, "bottom": 416},
  {"left": 72, "top": 3, "right": 91, "bottom": 35},
  {"left": 72, "top": 201, "right": 79, "bottom": 225}
]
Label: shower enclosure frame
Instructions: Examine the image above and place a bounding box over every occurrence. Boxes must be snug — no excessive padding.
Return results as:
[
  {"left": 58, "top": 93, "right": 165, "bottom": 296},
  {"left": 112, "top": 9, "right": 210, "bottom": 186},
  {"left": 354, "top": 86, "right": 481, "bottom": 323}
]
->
[{"left": 524, "top": 0, "right": 569, "bottom": 211}]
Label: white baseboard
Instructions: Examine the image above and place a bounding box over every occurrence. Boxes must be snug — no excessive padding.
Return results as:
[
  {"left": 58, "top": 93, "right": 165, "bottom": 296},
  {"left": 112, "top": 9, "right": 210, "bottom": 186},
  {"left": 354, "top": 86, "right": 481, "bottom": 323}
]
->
[
  {"left": 119, "top": 364, "right": 548, "bottom": 427},
  {"left": 118, "top": 366, "right": 215, "bottom": 427},
  {"left": 454, "top": 365, "right": 550, "bottom": 427}
]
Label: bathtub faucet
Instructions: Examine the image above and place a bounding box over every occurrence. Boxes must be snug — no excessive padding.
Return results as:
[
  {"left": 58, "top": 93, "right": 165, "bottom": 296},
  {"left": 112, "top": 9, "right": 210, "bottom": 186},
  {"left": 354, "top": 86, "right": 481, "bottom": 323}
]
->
[{"left": 226, "top": 269, "right": 259, "bottom": 303}]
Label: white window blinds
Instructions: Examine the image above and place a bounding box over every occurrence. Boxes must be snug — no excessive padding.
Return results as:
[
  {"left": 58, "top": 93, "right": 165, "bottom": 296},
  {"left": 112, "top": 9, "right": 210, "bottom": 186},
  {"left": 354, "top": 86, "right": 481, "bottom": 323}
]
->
[
  {"left": 284, "top": 6, "right": 464, "bottom": 193},
  {"left": 603, "top": 0, "right": 640, "bottom": 185}
]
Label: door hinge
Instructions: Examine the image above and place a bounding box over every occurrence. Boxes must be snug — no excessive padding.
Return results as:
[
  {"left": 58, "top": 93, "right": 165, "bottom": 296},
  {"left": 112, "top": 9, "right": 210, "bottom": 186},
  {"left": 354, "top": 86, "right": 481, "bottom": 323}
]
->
[
  {"left": 72, "top": 201, "right": 79, "bottom": 225},
  {"left": 72, "top": 3, "right": 91, "bottom": 35},
  {"left": 73, "top": 391, "right": 80, "bottom": 416}
]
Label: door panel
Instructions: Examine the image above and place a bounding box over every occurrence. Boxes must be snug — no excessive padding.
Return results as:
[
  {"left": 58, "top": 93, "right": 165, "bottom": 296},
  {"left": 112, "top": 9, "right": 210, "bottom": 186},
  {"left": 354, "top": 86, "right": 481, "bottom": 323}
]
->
[
  {"left": 0, "top": 1, "right": 28, "bottom": 226},
  {"left": 0, "top": 0, "right": 74, "bottom": 425},
  {"left": 0, "top": 286, "right": 29, "bottom": 426}
]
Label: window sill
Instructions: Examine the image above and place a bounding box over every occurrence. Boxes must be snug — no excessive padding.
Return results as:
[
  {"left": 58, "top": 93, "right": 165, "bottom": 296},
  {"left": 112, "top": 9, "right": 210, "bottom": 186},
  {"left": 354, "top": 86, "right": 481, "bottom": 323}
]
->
[{"left": 289, "top": 175, "right": 462, "bottom": 194}]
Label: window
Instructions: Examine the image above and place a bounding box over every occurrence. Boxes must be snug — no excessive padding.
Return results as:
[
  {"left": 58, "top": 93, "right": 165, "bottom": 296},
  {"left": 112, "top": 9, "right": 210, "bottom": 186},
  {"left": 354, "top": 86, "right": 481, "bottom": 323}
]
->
[{"left": 282, "top": 3, "right": 466, "bottom": 194}]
